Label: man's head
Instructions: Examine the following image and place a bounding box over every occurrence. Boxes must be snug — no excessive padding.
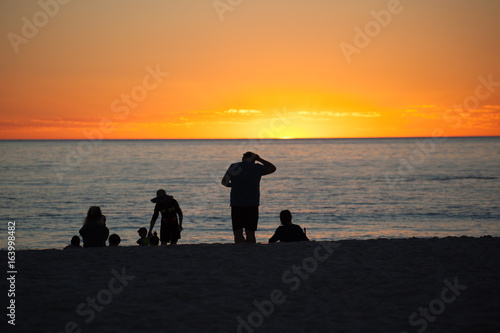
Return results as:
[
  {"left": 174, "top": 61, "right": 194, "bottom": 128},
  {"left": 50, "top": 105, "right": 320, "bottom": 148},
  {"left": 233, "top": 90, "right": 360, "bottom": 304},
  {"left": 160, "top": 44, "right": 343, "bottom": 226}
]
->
[
  {"left": 280, "top": 210, "right": 292, "bottom": 225},
  {"left": 242, "top": 151, "right": 257, "bottom": 162}
]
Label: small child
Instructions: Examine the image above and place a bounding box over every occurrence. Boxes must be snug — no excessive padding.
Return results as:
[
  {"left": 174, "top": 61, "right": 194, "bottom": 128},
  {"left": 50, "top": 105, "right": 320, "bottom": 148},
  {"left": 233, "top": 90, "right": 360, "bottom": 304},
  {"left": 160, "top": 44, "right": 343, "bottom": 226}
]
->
[
  {"left": 109, "top": 233, "right": 121, "bottom": 246},
  {"left": 149, "top": 231, "right": 160, "bottom": 246},
  {"left": 63, "top": 235, "right": 82, "bottom": 250},
  {"left": 137, "top": 227, "right": 150, "bottom": 246}
]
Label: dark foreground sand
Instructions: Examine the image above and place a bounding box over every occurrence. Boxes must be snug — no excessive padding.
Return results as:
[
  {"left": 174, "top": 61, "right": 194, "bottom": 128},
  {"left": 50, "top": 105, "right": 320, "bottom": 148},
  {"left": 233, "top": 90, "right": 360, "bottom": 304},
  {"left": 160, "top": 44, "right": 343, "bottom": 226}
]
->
[{"left": 2, "top": 237, "right": 499, "bottom": 333}]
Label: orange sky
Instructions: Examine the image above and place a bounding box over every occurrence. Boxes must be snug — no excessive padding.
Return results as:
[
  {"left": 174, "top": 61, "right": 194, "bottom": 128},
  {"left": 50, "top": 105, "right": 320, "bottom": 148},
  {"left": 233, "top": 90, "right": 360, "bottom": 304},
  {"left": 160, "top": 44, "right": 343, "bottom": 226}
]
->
[{"left": 1, "top": 0, "right": 499, "bottom": 139}]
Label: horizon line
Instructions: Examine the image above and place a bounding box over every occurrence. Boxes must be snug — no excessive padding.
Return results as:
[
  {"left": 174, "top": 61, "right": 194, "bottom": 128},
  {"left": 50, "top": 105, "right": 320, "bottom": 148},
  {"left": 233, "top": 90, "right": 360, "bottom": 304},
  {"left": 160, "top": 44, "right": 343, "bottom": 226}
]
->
[{"left": 1, "top": 135, "right": 499, "bottom": 141}]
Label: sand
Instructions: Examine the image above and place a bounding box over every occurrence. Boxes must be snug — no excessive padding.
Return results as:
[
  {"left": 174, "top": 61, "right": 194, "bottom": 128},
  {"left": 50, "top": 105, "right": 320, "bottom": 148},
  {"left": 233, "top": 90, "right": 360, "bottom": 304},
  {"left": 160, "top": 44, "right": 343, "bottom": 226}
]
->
[{"left": 3, "top": 236, "right": 500, "bottom": 333}]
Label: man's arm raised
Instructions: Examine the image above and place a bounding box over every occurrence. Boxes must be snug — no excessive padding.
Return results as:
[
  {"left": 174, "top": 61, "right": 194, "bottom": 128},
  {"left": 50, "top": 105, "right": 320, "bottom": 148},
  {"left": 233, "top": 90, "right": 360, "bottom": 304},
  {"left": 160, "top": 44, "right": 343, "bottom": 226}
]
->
[{"left": 255, "top": 155, "right": 276, "bottom": 175}]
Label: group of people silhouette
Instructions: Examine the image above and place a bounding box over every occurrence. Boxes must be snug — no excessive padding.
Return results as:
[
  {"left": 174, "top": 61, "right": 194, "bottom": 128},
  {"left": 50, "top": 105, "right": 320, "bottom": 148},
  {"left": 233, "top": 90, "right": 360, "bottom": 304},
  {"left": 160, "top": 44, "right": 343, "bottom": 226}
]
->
[{"left": 64, "top": 152, "right": 309, "bottom": 249}]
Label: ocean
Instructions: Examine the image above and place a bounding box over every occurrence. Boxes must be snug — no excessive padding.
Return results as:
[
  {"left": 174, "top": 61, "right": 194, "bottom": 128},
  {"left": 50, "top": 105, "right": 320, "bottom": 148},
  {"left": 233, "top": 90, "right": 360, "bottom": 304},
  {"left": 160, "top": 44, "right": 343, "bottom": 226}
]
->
[{"left": 0, "top": 137, "right": 499, "bottom": 249}]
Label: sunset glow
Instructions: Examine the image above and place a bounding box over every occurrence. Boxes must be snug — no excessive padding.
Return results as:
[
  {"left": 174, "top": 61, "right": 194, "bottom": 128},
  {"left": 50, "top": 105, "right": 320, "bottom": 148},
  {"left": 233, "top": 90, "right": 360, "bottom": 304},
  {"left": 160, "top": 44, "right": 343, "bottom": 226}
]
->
[{"left": 1, "top": 0, "right": 499, "bottom": 139}]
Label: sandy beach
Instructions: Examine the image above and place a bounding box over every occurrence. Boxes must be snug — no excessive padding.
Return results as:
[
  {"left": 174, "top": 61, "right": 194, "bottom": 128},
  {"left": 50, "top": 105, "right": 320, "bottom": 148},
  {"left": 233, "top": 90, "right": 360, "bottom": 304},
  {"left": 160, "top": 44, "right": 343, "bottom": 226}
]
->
[{"left": 3, "top": 236, "right": 499, "bottom": 332}]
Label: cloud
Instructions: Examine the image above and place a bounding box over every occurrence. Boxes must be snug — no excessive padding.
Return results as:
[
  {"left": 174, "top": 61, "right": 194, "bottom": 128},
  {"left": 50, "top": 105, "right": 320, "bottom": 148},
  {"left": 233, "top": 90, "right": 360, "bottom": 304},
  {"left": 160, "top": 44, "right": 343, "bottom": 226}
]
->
[
  {"left": 464, "top": 106, "right": 500, "bottom": 128},
  {"left": 289, "top": 110, "right": 380, "bottom": 118},
  {"left": 224, "top": 109, "right": 262, "bottom": 114},
  {"left": 403, "top": 104, "right": 500, "bottom": 128},
  {"left": 408, "top": 104, "right": 436, "bottom": 108},
  {"left": 0, "top": 117, "right": 100, "bottom": 131},
  {"left": 350, "top": 112, "right": 381, "bottom": 117}
]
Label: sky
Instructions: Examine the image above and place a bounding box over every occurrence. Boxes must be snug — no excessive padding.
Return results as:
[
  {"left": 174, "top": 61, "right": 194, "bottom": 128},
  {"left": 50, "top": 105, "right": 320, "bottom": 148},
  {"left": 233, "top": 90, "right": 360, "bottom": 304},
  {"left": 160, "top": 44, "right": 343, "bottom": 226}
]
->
[{"left": 0, "top": 0, "right": 499, "bottom": 139}]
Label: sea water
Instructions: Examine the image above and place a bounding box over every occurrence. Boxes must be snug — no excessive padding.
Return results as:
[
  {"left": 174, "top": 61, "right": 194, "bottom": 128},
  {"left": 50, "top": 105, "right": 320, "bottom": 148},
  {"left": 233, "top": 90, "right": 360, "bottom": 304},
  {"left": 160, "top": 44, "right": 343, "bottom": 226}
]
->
[{"left": 0, "top": 137, "right": 499, "bottom": 249}]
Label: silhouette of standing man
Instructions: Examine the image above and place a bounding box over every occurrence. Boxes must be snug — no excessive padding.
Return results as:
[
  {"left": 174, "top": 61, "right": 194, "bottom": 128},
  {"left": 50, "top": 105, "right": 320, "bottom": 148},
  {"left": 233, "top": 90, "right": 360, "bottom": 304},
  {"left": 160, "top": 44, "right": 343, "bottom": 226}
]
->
[{"left": 221, "top": 152, "right": 276, "bottom": 243}]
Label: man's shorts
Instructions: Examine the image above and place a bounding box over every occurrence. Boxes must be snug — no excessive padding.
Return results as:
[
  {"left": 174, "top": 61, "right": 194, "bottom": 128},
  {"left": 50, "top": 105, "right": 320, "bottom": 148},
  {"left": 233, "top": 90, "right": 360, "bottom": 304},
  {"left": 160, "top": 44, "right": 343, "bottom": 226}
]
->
[{"left": 231, "top": 206, "right": 259, "bottom": 231}]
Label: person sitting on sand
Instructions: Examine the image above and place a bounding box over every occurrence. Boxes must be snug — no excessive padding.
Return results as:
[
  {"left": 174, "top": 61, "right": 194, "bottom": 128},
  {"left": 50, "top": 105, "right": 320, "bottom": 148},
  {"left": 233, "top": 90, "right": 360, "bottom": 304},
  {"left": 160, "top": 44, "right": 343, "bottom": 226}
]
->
[
  {"left": 149, "top": 231, "right": 160, "bottom": 246},
  {"left": 63, "top": 235, "right": 82, "bottom": 250},
  {"left": 79, "top": 206, "right": 109, "bottom": 248},
  {"left": 269, "top": 210, "right": 309, "bottom": 243},
  {"left": 137, "top": 227, "right": 150, "bottom": 246},
  {"left": 149, "top": 189, "right": 183, "bottom": 245},
  {"left": 109, "top": 233, "right": 121, "bottom": 246}
]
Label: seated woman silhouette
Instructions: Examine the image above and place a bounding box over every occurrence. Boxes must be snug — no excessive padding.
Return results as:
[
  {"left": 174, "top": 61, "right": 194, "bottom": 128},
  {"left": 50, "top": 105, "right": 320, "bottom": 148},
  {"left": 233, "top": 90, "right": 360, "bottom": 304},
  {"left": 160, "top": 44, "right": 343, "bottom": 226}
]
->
[
  {"left": 269, "top": 210, "right": 309, "bottom": 243},
  {"left": 79, "top": 206, "right": 109, "bottom": 247}
]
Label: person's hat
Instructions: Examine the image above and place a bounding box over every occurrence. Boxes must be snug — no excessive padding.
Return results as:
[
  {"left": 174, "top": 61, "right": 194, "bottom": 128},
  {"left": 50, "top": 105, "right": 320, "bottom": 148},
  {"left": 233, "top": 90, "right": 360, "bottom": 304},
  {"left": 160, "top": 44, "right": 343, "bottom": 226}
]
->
[{"left": 151, "top": 189, "right": 167, "bottom": 203}]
